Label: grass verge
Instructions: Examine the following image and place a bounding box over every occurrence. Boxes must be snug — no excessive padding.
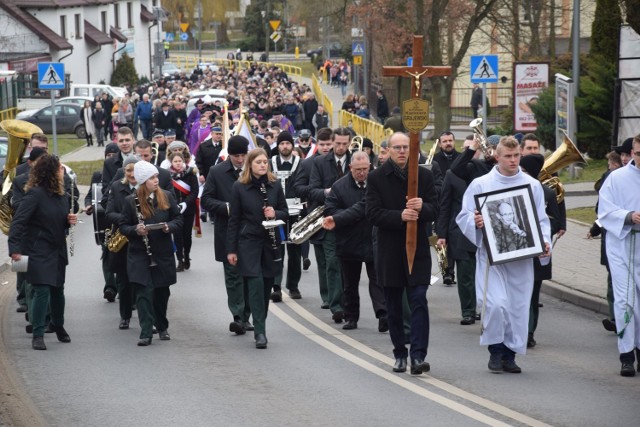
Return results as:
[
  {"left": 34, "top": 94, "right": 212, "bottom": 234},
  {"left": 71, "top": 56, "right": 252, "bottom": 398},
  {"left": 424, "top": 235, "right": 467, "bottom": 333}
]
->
[
  {"left": 50, "top": 134, "right": 85, "bottom": 156},
  {"left": 566, "top": 207, "right": 596, "bottom": 224},
  {"left": 65, "top": 160, "right": 103, "bottom": 186}
]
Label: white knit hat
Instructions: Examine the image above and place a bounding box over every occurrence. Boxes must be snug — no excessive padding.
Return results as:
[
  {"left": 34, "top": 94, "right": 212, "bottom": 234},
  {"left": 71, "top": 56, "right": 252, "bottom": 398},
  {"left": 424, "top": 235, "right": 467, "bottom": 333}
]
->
[{"left": 134, "top": 161, "right": 158, "bottom": 185}]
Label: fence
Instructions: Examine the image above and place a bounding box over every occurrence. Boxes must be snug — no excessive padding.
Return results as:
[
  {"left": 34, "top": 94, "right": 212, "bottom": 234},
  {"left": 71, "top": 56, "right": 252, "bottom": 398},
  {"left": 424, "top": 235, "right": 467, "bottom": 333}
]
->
[
  {"left": 170, "top": 55, "right": 302, "bottom": 78},
  {"left": 0, "top": 108, "right": 17, "bottom": 121},
  {"left": 337, "top": 110, "right": 385, "bottom": 152},
  {"left": 311, "top": 74, "right": 334, "bottom": 127}
]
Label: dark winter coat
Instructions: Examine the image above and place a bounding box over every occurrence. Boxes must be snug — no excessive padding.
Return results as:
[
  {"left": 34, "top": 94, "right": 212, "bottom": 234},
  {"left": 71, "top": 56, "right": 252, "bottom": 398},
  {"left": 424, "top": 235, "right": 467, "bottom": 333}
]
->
[
  {"left": 226, "top": 179, "right": 288, "bottom": 278},
  {"left": 534, "top": 184, "right": 562, "bottom": 281},
  {"left": 154, "top": 109, "right": 178, "bottom": 132},
  {"left": 432, "top": 150, "right": 460, "bottom": 174},
  {"left": 8, "top": 186, "right": 71, "bottom": 287},
  {"left": 105, "top": 179, "right": 136, "bottom": 274},
  {"left": 365, "top": 160, "right": 438, "bottom": 287},
  {"left": 436, "top": 170, "right": 476, "bottom": 261},
  {"left": 195, "top": 139, "right": 223, "bottom": 180},
  {"left": 119, "top": 190, "right": 183, "bottom": 287},
  {"left": 171, "top": 168, "right": 199, "bottom": 215}
]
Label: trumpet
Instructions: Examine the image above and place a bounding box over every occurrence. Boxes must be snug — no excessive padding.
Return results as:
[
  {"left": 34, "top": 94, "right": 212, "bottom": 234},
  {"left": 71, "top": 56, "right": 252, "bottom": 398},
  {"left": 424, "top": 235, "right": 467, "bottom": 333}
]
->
[
  {"left": 151, "top": 141, "right": 160, "bottom": 166},
  {"left": 349, "top": 135, "right": 363, "bottom": 153},
  {"left": 469, "top": 118, "right": 494, "bottom": 158},
  {"left": 425, "top": 138, "right": 439, "bottom": 166}
]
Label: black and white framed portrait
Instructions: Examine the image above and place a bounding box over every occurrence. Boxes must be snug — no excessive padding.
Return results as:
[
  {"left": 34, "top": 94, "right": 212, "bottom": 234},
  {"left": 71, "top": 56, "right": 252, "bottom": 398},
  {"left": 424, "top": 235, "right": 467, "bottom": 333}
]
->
[{"left": 474, "top": 184, "right": 545, "bottom": 265}]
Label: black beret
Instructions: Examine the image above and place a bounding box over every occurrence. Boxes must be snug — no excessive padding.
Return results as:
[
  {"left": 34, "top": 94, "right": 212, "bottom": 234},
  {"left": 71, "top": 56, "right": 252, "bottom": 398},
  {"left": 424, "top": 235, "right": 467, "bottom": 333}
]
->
[{"left": 227, "top": 135, "right": 249, "bottom": 155}]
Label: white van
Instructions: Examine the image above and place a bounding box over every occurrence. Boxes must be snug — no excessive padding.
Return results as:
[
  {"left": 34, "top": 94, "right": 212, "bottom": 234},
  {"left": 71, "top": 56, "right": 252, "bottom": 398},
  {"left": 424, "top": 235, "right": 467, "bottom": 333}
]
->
[{"left": 70, "top": 84, "right": 128, "bottom": 99}]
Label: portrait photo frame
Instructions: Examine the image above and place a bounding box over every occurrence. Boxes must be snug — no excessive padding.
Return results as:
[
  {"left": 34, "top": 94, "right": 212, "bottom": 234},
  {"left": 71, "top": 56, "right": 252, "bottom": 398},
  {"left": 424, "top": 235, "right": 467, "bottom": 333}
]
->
[{"left": 474, "top": 184, "right": 545, "bottom": 265}]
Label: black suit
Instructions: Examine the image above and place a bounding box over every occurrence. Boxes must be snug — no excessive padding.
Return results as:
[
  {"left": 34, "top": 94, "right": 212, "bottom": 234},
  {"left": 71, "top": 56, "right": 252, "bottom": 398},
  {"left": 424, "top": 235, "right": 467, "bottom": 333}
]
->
[
  {"left": 101, "top": 155, "right": 124, "bottom": 196},
  {"left": 433, "top": 150, "right": 459, "bottom": 174},
  {"left": 325, "top": 174, "right": 386, "bottom": 323},
  {"left": 365, "top": 160, "right": 438, "bottom": 362},
  {"left": 200, "top": 159, "right": 250, "bottom": 324},
  {"left": 449, "top": 147, "right": 495, "bottom": 185},
  {"left": 195, "top": 139, "right": 223, "bottom": 180},
  {"left": 153, "top": 109, "right": 178, "bottom": 132}
]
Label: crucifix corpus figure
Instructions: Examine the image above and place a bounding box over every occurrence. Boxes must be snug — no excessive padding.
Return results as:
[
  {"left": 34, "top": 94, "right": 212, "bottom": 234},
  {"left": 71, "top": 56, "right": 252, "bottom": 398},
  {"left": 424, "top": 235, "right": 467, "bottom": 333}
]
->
[{"left": 381, "top": 35, "right": 452, "bottom": 272}]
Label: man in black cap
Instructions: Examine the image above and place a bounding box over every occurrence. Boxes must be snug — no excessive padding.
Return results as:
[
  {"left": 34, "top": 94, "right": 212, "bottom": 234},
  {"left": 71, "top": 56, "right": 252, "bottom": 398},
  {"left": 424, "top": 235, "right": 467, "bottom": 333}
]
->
[
  {"left": 196, "top": 125, "right": 224, "bottom": 186},
  {"left": 269, "top": 132, "right": 303, "bottom": 301},
  {"left": 201, "top": 135, "right": 253, "bottom": 334},
  {"left": 614, "top": 137, "right": 633, "bottom": 167},
  {"left": 164, "top": 128, "right": 177, "bottom": 146},
  {"left": 152, "top": 129, "right": 167, "bottom": 165},
  {"left": 296, "top": 129, "right": 316, "bottom": 158},
  {"left": 154, "top": 101, "right": 177, "bottom": 133}
]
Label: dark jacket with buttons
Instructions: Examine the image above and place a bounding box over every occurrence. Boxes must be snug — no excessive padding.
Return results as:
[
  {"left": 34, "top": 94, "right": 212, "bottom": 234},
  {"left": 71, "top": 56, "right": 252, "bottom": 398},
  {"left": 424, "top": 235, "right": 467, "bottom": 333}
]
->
[
  {"left": 436, "top": 170, "right": 476, "bottom": 260},
  {"left": 105, "top": 179, "right": 135, "bottom": 275},
  {"left": 195, "top": 138, "right": 223, "bottom": 179},
  {"left": 324, "top": 173, "right": 373, "bottom": 262}
]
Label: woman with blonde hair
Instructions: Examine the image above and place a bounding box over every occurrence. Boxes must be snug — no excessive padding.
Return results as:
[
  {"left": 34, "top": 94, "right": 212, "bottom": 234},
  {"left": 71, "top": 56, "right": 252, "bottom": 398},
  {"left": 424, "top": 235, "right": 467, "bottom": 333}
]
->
[{"left": 227, "top": 148, "right": 288, "bottom": 349}]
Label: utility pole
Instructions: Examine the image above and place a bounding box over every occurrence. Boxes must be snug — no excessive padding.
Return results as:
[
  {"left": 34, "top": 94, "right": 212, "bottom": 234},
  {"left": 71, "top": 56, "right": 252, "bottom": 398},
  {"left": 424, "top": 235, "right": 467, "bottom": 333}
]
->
[
  {"left": 264, "top": 1, "right": 271, "bottom": 59},
  {"left": 198, "top": 0, "right": 202, "bottom": 64}
]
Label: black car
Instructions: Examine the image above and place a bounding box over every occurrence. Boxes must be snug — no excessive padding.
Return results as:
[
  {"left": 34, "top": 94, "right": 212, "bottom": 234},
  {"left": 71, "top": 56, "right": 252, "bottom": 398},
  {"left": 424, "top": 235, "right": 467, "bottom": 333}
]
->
[
  {"left": 307, "top": 43, "right": 343, "bottom": 59},
  {"left": 21, "top": 103, "right": 86, "bottom": 138}
]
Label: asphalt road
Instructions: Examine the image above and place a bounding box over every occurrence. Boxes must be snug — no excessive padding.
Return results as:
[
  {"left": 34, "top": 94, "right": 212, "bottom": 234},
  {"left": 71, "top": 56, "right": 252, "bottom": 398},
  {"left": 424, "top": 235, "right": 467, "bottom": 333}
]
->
[{"left": 2, "top": 217, "right": 640, "bottom": 426}]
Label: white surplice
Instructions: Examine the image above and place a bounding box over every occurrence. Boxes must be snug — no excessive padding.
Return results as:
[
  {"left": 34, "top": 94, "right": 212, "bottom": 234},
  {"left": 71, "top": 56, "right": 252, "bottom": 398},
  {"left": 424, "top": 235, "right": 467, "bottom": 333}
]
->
[
  {"left": 597, "top": 160, "right": 640, "bottom": 354},
  {"left": 456, "top": 166, "right": 550, "bottom": 354}
]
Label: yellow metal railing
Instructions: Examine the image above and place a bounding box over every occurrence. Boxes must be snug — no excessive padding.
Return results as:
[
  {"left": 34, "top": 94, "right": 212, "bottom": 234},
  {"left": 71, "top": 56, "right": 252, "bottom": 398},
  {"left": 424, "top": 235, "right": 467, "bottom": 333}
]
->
[
  {"left": 170, "top": 56, "right": 302, "bottom": 77},
  {"left": 338, "top": 110, "right": 385, "bottom": 152},
  {"left": 311, "top": 74, "right": 333, "bottom": 127},
  {"left": 0, "top": 108, "right": 17, "bottom": 121}
]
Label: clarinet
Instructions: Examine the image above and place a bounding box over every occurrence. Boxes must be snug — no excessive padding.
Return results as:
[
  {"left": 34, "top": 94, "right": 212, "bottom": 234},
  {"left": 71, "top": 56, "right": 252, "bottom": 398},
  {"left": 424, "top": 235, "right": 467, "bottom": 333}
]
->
[
  {"left": 69, "top": 176, "right": 75, "bottom": 257},
  {"left": 134, "top": 193, "right": 158, "bottom": 267},
  {"left": 260, "top": 183, "right": 282, "bottom": 262}
]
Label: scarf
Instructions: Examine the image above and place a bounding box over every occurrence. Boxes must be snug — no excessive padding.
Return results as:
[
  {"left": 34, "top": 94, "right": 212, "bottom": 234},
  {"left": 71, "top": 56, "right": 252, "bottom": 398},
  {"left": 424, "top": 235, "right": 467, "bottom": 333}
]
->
[
  {"left": 251, "top": 174, "right": 269, "bottom": 191},
  {"left": 388, "top": 159, "right": 408, "bottom": 181},
  {"left": 170, "top": 166, "right": 186, "bottom": 180}
]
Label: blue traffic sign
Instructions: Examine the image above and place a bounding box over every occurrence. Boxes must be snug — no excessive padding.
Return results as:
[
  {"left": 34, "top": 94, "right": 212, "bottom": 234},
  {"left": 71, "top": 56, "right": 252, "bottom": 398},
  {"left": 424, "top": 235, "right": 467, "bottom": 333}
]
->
[
  {"left": 180, "top": 33, "right": 189, "bottom": 41},
  {"left": 470, "top": 55, "right": 499, "bottom": 83},
  {"left": 165, "top": 32, "right": 175, "bottom": 42},
  {"left": 38, "top": 62, "right": 65, "bottom": 90},
  {"left": 352, "top": 42, "right": 365, "bottom": 56},
  {"left": 407, "top": 57, "right": 413, "bottom": 67}
]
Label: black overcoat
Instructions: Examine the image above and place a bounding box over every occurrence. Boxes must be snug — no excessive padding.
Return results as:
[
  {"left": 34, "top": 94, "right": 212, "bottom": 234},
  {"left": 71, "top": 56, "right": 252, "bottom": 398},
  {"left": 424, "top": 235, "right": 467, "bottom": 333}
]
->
[
  {"left": 226, "top": 179, "right": 288, "bottom": 278},
  {"left": 195, "top": 139, "right": 222, "bottom": 179},
  {"left": 449, "top": 147, "right": 494, "bottom": 186},
  {"left": 533, "top": 184, "right": 561, "bottom": 281},
  {"left": 171, "top": 168, "right": 199, "bottom": 215},
  {"left": 102, "top": 154, "right": 124, "bottom": 196},
  {"left": 436, "top": 170, "right": 476, "bottom": 260},
  {"left": 105, "top": 180, "right": 135, "bottom": 275},
  {"left": 201, "top": 159, "right": 240, "bottom": 262},
  {"left": 365, "top": 161, "right": 438, "bottom": 288},
  {"left": 119, "top": 190, "right": 183, "bottom": 288},
  {"left": 324, "top": 173, "right": 372, "bottom": 262},
  {"left": 433, "top": 150, "right": 459, "bottom": 174},
  {"left": 8, "top": 186, "right": 70, "bottom": 287}
]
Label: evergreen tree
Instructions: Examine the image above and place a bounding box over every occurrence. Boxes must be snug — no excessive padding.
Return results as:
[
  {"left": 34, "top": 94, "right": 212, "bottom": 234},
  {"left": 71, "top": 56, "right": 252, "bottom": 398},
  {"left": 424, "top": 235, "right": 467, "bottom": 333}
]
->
[
  {"left": 590, "top": 0, "right": 622, "bottom": 63},
  {"left": 110, "top": 53, "right": 139, "bottom": 87}
]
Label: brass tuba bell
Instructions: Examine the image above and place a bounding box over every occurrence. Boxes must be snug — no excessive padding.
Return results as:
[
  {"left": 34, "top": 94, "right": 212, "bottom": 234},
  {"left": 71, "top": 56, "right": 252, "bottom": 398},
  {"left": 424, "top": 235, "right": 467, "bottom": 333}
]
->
[
  {"left": 469, "top": 118, "right": 494, "bottom": 158},
  {"left": 349, "top": 135, "right": 363, "bottom": 153},
  {"left": 0, "top": 119, "right": 43, "bottom": 234},
  {"left": 538, "top": 130, "right": 587, "bottom": 203}
]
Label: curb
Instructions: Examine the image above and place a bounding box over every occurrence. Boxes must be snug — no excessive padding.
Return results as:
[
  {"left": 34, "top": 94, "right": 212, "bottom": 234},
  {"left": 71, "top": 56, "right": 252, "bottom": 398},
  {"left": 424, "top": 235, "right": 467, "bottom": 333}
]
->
[{"left": 543, "top": 280, "right": 608, "bottom": 315}]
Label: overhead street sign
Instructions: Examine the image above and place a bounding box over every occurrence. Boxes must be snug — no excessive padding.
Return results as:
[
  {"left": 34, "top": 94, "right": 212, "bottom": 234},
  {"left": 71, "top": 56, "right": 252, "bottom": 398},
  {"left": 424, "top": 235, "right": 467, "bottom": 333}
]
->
[
  {"left": 352, "top": 42, "right": 364, "bottom": 55},
  {"left": 38, "top": 62, "right": 65, "bottom": 90},
  {"left": 180, "top": 23, "right": 189, "bottom": 32},
  {"left": 470, "top": 54, "right": 499, "bottom": 83},
  {"left": 269, "top": 20, "right": 281, "bottom": 31}
]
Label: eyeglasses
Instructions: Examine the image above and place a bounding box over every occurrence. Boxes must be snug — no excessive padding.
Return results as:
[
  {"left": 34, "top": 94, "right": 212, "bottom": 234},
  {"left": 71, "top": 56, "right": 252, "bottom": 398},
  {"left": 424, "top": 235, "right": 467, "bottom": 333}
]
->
[{"left": 390, "top": 145, "right": 410, "bottom": 152}]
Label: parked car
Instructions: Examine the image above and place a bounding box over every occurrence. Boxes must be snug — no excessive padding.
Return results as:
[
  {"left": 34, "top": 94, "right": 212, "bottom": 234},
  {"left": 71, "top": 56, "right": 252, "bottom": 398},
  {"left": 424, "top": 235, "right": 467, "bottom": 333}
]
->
[
  {"left": 20, "top": 103, "right": 86, "bottom": 138},
  {"left": 162, "top": 62, "right": 182, "bottom": 77},
  {"left": 16, "top": 96, "right": 93, "bottom": 120},
  {"left": 306, "top": 43, "right": 343, "bottom": 59}
]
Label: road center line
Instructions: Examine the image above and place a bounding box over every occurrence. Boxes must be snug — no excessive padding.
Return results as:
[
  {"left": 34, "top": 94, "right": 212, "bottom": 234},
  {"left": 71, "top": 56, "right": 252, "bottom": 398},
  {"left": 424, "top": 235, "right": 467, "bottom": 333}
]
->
[
  {"left": 269, "top": 303, "right": 513, "bottom": 426},
  {"left": 274, "top": 295, "right": 552, "bottom": 427}
]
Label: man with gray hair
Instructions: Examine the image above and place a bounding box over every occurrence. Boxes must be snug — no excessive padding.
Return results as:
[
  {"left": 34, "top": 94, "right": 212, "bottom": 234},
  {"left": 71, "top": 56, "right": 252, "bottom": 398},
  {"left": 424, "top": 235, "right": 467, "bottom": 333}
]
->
[{"left": 323, "top": 151, "right": 387, "bottom": 332}]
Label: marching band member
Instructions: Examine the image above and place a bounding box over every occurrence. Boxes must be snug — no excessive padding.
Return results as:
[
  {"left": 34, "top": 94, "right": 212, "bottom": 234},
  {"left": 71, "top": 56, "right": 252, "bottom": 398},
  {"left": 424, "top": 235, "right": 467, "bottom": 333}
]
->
[
  {"left": 9, "top": 155, "right": 78, "bottom": 350},
  {"left": 119, "top": 161, "right": 183, "bottom": 346},
  {"left": 168, "top": 152, "right": 199, "bottom": 271},
  {"left": 105, "top": 156, "right": 139, "bottom": 330},
  {"left": 227, "top": 148, "right": 288, "bottom": 349}
]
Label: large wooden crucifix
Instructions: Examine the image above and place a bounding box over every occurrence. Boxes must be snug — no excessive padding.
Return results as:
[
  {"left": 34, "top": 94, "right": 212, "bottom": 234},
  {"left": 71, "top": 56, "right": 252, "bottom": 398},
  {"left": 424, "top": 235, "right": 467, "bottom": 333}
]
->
[{"left": 382, "top": 35, "right": 452, "bottom": 273}]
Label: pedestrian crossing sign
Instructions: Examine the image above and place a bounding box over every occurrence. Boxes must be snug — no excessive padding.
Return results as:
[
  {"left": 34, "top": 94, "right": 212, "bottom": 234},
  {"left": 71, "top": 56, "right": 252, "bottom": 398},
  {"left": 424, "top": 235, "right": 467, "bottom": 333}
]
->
[
  {"left": 470, "top": 55, "right": 499, "bottom": 83},
  {"left": 38, "top": 62, "right": 65, "bottom": 90},
  {"left": 352, "top": 42, "right": 365, "bottom": 55}
]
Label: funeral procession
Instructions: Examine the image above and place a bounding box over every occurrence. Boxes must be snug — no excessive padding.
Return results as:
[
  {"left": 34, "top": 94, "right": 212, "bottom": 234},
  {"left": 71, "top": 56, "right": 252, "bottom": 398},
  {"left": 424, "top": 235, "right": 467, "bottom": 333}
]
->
[{"left": 0, "top": 0, "right": 639, "bottom": 426}]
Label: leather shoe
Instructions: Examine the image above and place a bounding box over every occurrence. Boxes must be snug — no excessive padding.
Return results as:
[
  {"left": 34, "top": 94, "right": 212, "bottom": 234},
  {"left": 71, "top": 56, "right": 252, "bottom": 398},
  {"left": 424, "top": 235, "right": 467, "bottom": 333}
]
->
[
  {"left": 137, "top": 337, "right": 152, "bottom": 346},
  {"left": 443, "top": 273, "right": 454, "bottom": 285},
  {"left": 527, "top": 332, "right": 536, "bottom": 348},
  {"left": 16, "top": 304, "right": 27, "bottom": 313},
  {"left": 488, "top": 353, "right": 503, "bottom": 372},
  {"left": 378, "top": 317, "right": 389, "bottom": 333},
  {"left": 176, "top": 261, "right": 184, "bottom": 272},
  {"left": 460, "top": 316, "right": 475, "bottom": 325},
  {"left": 184, "top": 260, "right": 191, "bottom": 270},
  {"left": 25, "top": 324, "right": 33, "bottom": 334},
  {"left": 410, "top": 359, "right": 430, "bottom": 375},
  {"left": 303, "top": 258, "right": 311, "bottom": 270},
  {"left": 602, "top": 318, "right": 616, "bottom": 332},
  {"left": 200, "top": 212, "right": 207, "bottom": 223},
  {"left": 270, "top": 290, "right": 282, "bottom": 302},
  {"left": 32, "top": 336, "right": 46, "bottom": 350},
  {"left": 51, "top": 324, "right": 71, "bottom": 343},
  {"left": 103, "top": 288, "right": 116, "bottom": 302},
  {"left": 243, "top": 321, "right": 254, "bottom": 331},
  {"left": 321, "top": 302, "right": 329, "bottom": 309},
  {"left": 502, "top": 359, "right": 522, "bottom": 373},
  {"left": 255, "top": 333, "right": 268, "bottom": 349},
  {"left": 332, "top": 311, "right": 344, "bottom": 323},
  {"left": 119, "top": 319, "right": 130, "bottom": 330},
  {"left": 229, "top": 321, "right": 246, "bottom": 335},
  {"left": 620, "top": 362, "right": 636, "bottom": 377},
  {"left": 288, "top": 289, "right": 302, "bottom": 299},
  {"left": 342, "top": 320, "right": 357, "bottom": 330},
  {"left": 393, "top": 357, "right": 407, "bottom": 372},
  {"left": 159, "top": 330, "right": 170, "bottom": 340}
]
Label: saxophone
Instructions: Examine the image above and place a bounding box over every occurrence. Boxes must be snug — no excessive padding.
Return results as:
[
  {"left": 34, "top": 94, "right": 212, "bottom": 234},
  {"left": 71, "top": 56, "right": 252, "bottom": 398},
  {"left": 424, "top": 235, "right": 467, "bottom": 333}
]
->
[{"left": 134, "top": 193, "right": 157, "bottom": 267}]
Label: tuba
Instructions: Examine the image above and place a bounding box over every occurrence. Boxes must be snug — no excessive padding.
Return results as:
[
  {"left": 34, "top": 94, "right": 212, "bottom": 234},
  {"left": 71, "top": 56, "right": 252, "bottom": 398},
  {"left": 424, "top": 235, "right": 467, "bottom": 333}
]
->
[
  {"left": 0, "top": 119, "right": 43, "bottom": 234},
  {"left": 289, "top": 205, "right": 325, "bottom": 244},
  {"left": 469, "top": 118, "right": 494, "bottom": 158},
  {"left": 538, "top": 131, "right": 587, "bottom": 203}
]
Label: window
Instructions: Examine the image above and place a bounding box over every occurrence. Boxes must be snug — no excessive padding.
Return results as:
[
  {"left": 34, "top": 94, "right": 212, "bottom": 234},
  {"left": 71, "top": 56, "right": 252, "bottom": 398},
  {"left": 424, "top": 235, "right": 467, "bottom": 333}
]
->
[
  {"left": 127, "top": 2, "right": 133, "bottom": 28},
  {"left": 60, "top": 15, "right": 67, "bottom": 39},
  {"left": 101, "top": 11, "right": 107, "bottom": 33},
  {"left": 74, "top": 14, "right": 82, "bottom": 39},
  {"left": 114, "top": 3, "right": 120, "bottom": 28}
]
